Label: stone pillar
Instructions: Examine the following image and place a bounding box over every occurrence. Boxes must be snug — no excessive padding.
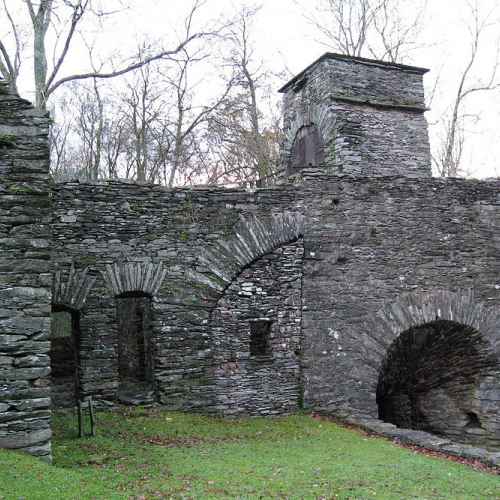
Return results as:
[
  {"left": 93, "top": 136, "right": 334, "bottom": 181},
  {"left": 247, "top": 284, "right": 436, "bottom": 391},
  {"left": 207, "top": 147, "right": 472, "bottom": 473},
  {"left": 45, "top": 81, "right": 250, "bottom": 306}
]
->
[
  {"left": 0, "top": 82, "right": 52, "bottom": 460},
  {"left": 279, "top": 53, "right": 431, "bottom": 178}
]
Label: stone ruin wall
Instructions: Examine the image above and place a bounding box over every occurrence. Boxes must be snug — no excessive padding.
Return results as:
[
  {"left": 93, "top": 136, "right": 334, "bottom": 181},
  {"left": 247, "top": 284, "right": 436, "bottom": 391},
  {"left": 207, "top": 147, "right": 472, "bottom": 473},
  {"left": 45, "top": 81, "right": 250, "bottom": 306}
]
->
[
  {"left": 52, "top": 181, "right": 305, "bottom": 415},
  {"left": 52, "top": 174, "right": 500, "bottom": 448},
  {"left": 0, "top": 82, "right": 52, "bottom": 460},
  {"left": 280, "top": 55, "right": 431, "bottom": 178},
  {"left": 1, "top": 52, "right": 500, "bottom": 460},
  {"left": 298, "top": 173, "right": 500, "bottom": 449}
]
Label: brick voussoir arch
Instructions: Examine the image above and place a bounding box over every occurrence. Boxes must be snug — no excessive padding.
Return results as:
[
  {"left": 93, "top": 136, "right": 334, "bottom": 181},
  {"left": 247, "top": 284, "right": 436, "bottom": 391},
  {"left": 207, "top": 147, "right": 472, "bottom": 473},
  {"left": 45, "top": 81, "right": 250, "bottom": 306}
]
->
[
  {"left": 101, "top": 261, "right": 167, "bottom": 297},
  {"left": 364, "top": 289, "right": 500, "bottom": 363},
  {"left": 52, "top": 265, "right": 96, "bottom": 311},
  {"left": 187, "top": 212, "right": 305, "bottom": 305}
]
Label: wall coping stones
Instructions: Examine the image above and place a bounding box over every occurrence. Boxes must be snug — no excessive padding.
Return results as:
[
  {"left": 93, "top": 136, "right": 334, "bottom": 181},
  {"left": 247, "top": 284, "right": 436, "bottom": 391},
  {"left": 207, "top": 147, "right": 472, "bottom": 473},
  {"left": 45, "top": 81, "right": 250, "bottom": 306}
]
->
[
  {"left": 343, "top": 415, "right": 500, "bottom": 468},
  {"left": 189, "top": 213, "right": 305, "bottom": 307},
  {"left": 279, "top": 52, "right": 429, "bottom": 93}
]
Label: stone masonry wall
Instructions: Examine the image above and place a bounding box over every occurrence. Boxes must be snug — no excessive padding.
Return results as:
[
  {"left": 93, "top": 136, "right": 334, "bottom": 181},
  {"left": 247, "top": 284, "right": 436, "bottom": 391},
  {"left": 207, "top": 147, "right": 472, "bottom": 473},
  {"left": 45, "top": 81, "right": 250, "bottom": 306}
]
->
[
  {"left": 0, "top": 82, "right": 52, "bottom": 460},
  {"left": 2, "top": 51, "right": 498, "bottom": 458},
  {"left": 51, "top": 175, "right": 499, "bottom": 447},
  {"left": 299, "top": 174, "right": 500, "bottom": 448},
  {"left": 209, "top": 240, "right": 304, "bottom": 415},
  {"left": 280, "top": 55, "right": 431, "bottom": 178},
  {"left": 51, "top": 182, "right": 304, "bottom": 412}
]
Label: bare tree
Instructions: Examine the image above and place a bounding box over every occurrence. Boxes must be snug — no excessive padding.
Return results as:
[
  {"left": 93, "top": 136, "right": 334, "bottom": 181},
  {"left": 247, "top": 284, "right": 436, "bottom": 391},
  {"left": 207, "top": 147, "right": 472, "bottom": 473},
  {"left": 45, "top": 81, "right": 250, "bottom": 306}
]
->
[
  {"left": 49, "top": 98, "right": 78, "bottom": 181},
  {"left": 48, "top": 41, "right": 233, "bottom": 185},
  {"left": 0, "top": 0, "right": 24, "bottom": 92},
  {"left": 14, "top": 0, "right": 220, "bottom": 110},
  {"left": 50, "top": 78, "right": 129, "bottom": 182},
  {"left": 231, "top": 6, "right": 270, "bottom": 180},
  {"left": 120, "top": 64, "right": 166, "bottom": 183},
  {"left": 157, "top": 48, "right": 234, "bottom": 187},
  {"left": 432, "top": 1, "right": 500, "bottom": 177},
  {"left": 300, "top": 0, "right": 427, "bottom": 63},
  {"left": 203, "top": 91, "right": 282, "bottom": 186},
  {"left": 202, "top": 5, "right": 283, "bottom": 185},
  {"left": 76, "top": 79, "right": 106, "bottom": 180}
]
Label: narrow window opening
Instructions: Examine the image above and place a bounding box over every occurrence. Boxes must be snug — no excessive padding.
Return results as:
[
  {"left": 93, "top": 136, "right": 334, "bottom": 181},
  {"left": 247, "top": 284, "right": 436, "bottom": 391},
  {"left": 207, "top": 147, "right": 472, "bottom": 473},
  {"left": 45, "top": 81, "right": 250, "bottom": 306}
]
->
[
  {"left": 116, "top": 294, "right": 153, "bottom": 392},
  {"left": 250, "top": 320, "right": 272, "bottom": 357},
  {"left": 50, "top": 305, "right": 81, "bottom": 408}
]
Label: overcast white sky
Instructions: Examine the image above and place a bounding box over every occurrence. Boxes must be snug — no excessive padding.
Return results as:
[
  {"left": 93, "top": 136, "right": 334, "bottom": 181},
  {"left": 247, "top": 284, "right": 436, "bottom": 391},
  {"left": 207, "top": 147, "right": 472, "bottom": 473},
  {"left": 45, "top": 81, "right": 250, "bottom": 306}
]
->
[{"left": 3, "top": 0, "right": 500, "bottom": 178}]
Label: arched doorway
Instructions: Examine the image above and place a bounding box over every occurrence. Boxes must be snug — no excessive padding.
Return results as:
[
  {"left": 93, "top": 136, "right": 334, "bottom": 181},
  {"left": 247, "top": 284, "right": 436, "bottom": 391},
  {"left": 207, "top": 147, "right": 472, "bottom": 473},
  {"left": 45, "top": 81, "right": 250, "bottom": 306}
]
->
[
  {"left": 376, "top": 319, "right": 500, "bottom": 448},
  {"left": 50, "top": 305, "right": 81, "bottom": 408},
  {"left": 287, "top": 124, "right": 325, "bottom": 175},
  {"left": 116, "top": 292, "right": 154, "bottom": 404}
]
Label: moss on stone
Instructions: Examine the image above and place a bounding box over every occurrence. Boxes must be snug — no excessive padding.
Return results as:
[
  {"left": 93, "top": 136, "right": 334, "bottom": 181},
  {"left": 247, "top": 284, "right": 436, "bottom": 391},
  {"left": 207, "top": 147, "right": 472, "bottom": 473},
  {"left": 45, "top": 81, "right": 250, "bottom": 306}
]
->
[
  {"left": 128, "top": 202, "right": 147, "bottom": 214},
  {"left": 0, "top": 134, "right": 17, "bottom": 149},
  {"left": 179, "top": 196, "right": 199, "bottom": 224},
  {"left": 206, "top": 273, "right": 227, "bottom": 289},
  {"left": 79, "top": 256, "right": 99, "bottom": 266},
  {"left": 179, "top": 230, "right": 189, "bottom": 242},
  {"left": 7, "top": 184, "right": 38, "bottom": 194}
]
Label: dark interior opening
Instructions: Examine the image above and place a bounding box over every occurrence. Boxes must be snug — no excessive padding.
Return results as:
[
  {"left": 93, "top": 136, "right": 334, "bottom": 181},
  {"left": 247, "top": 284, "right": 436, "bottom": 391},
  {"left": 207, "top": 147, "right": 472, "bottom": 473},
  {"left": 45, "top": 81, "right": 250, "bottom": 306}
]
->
[
  {"left": 465, "top": 411, "right": 482, "bottom": 429},
  {"left": 376, "top": 319, "right": 498, "bottom": 445},
  {"left": 250, "top": 320, "right": 272, "bottom": 357},
  {"left": 50, "top": 305, "right": 81, "bottom": 408},
  {"left": 288, "top": 125, "right": 325, "bottom": 175},
  {"left": 116, "top": 294, "right": 153, "bottom": 400}
]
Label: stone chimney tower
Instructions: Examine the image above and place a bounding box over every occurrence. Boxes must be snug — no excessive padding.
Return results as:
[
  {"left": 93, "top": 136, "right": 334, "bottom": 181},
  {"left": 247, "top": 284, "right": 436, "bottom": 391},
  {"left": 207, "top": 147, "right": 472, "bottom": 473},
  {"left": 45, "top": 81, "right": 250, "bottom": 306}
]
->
[{"left": 279, "top": 53, "right": 431, "bottom": 178}]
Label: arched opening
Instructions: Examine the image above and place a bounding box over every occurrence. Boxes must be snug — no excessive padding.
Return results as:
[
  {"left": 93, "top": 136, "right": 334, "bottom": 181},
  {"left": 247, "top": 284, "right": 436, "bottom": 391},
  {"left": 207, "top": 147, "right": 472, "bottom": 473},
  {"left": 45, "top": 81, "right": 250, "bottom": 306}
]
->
[
  {"left": 116, "top": 291, "right": 154, "bottom": 404},
  {"left": 377, "top": 320, "right": 500, "bottom": 448},
  {"left": 288, "top": 124, "right": 324, "bottom": 174},
  {"left": 50, "top": 305, "right": 81, "bottom": 408},
  {"left": 209, "top": 239, "right": 304, "bottom": 416}
]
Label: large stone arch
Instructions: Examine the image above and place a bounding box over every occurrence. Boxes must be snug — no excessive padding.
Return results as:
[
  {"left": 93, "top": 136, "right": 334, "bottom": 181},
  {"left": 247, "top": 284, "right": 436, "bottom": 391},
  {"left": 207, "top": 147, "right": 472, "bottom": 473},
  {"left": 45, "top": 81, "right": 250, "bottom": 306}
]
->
[
  {"left": 362, "top": 289, "right": 500, "bottom": 448},
  {"left": 363, "top": 289, "right": 500, "bottom": 361},
  {"left": 155, "top": 212, "right": 305, "bottom": 411},
  {"left": 208, "top": 235, "right": 305, "bottom": 416},
  {"left": 187, "top": 212, "right": 305, "bottom": 308}
]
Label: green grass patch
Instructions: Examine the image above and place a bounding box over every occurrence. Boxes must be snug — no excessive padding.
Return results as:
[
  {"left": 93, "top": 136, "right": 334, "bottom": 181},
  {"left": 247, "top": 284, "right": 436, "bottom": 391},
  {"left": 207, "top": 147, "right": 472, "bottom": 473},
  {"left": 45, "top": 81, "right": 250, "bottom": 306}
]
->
[{"left": 0, "top": 408, "right": 498, "bottom": 499}]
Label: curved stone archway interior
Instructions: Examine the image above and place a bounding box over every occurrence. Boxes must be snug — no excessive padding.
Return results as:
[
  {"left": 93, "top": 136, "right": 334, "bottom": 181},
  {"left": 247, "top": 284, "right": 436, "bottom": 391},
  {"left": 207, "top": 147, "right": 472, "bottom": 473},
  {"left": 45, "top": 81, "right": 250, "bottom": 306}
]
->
[
  {"left": 209, "top": 239, "right": 304, "bottom": 416},
  {"left": 377, "top": 319, "right": 500, "bottom": 449}
]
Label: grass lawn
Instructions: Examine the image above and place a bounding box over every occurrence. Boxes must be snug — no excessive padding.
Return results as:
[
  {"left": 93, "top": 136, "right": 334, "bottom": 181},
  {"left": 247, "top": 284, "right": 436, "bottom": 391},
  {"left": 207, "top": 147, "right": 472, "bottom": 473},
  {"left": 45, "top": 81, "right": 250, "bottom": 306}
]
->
[{"left": 0, "top": 407, "right": 498, "bottom": 499}]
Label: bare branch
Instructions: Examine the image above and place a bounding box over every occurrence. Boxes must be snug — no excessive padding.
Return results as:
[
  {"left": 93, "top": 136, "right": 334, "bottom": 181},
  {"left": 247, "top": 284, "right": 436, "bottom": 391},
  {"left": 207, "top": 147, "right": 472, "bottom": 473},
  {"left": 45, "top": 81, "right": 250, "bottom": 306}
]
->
[
  {"left": 45, "top": 0, "right": 89, "bottom": 91},
  {"left": 46, "top": 31, "right": 214, "bottom": 101},
  {"left": 433, "top": 0, "right": 500, "bottom": 177}
]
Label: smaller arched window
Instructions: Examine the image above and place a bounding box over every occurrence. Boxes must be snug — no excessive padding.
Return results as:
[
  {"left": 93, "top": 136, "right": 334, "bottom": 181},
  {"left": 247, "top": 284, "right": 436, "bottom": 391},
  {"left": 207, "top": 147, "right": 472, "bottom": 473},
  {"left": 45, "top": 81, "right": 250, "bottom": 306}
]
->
[{"left": 288, "top": 124, "right": 325, "bottom": 174}]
